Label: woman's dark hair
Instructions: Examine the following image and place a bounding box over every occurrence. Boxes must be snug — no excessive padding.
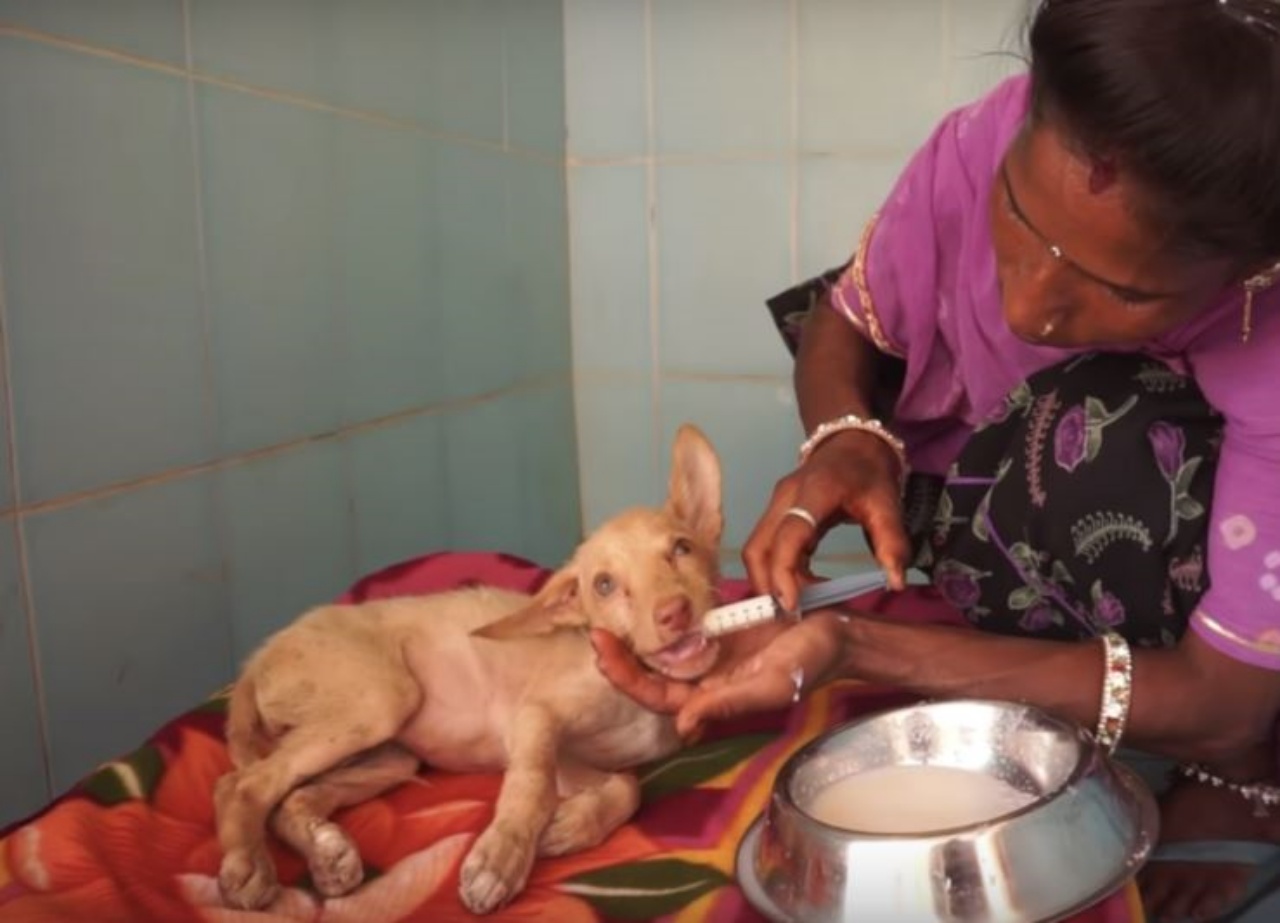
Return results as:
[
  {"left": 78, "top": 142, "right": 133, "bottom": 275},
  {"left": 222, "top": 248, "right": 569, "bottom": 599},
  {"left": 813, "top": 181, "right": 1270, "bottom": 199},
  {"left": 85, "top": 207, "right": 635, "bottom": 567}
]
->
[{"left": 1027, "top": 0, "right": 1280, "bottom": 266}]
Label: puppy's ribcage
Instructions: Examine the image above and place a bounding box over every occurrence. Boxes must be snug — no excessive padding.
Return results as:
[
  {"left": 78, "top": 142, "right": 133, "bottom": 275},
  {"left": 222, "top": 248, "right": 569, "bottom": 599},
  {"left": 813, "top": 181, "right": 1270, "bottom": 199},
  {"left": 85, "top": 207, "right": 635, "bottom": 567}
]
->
[{"left": 249, "top": 589, "right": 680, "bottom": 776}]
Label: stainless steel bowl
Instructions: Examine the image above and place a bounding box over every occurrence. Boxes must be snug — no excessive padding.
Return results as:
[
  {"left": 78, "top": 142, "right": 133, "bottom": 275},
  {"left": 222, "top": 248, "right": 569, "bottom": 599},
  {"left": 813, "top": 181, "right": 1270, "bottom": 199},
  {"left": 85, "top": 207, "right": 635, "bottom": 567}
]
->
[{"left": 738, "top": 699, "right": 1158, "bottom": 923}]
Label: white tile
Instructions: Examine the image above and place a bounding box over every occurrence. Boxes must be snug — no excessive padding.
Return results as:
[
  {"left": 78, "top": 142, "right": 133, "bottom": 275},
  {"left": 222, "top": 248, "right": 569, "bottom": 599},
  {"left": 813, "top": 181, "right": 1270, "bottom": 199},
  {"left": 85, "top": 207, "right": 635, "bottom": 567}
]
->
[
  {"left": 575, "top": 376, "right": 658, "bottom": 532},
  {"left": 569, "top": 165, "right": 653, "bottom": 376},
  {"left": 798, "top": 154, "right": 906, "bottom": 277},
  {"left": 659, "top": 377, "right": 871, "bottom": 556},
  {"left": 948, "top": 0, "right": 1029, "bottom": 106},
  {"left": 506, "top": 158, "right": 573, "bottom": 380},
  {"left": 653, "top": 0, "right": 792, "bottom": 155},
  {"left": 512, "top": 385, "right": 582, "bottom": 568},
  {"left": 657, "top": 161, "right": 793, "bottom": 376},
  {"left": 659, "top": 377, "right": 802, "bottom": 549},
  {"left": 799, "top": 0, "right": 948, "bottom": 152},
  {"left": 564, "top": 0, "right": 648, "bottom": 158}
]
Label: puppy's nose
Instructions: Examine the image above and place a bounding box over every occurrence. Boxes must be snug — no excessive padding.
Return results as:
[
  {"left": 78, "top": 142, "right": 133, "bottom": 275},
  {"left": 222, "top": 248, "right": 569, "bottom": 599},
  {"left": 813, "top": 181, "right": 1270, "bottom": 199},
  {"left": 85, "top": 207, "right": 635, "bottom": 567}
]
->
[{"left": 655, "top": 596, "right": 693, "bottom": 633}]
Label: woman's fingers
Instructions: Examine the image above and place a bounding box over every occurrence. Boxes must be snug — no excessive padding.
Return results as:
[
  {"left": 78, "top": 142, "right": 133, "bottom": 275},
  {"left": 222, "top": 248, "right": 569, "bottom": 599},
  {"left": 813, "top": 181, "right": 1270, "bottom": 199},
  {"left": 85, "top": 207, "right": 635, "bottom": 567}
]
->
[
  {"left": 744, "top": 479, "right": 842, "bottom": 611},
  {"left": 676, "top": 667, "right": 794, "bottom": 737},
  {"left": 766, "top": 514, "right": 822, "bottom": 613},
  {"left": 743, "top": 483, "right": 797, "bottom": 597},
  {"left": 862, "top": 490, "right": 912, "bottom": 591},
  {"left": 589, "top": 629, "right": 694, "bottom": 714}
]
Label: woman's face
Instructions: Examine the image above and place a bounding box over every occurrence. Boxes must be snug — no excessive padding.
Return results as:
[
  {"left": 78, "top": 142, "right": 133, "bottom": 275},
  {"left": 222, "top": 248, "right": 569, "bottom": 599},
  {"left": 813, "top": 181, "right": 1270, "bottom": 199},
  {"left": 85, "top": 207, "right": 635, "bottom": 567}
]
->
[{"left": 989, "top": 121, "right": 1236, "bottom": 348}]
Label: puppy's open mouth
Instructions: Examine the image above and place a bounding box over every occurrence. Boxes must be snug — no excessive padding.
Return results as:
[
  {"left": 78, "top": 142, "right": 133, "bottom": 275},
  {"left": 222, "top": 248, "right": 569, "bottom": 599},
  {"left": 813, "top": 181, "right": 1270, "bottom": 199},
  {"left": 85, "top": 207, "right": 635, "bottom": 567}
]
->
[{"left": 642, "top": 632, "right": 718, "bottom": 678}]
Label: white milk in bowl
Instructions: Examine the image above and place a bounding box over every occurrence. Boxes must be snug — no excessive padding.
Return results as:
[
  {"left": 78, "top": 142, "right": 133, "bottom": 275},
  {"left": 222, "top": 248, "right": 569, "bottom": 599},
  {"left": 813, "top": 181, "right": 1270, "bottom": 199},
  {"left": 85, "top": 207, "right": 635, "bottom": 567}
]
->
[{"left": 806, "top": 765, "right": 1036, "bottom": 834}]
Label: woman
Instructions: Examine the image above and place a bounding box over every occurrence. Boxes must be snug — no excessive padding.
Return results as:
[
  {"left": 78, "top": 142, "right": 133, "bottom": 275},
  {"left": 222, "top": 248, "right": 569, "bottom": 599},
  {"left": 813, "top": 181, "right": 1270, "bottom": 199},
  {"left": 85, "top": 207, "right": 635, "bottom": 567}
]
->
[{"left": 593, "top": 1, "right": 1280, "bottom": 920}]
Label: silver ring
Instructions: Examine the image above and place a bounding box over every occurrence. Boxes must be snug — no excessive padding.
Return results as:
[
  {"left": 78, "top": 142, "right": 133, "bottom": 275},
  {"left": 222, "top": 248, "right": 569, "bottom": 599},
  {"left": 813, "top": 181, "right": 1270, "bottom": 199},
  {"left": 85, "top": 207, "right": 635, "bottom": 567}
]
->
[
  {"left": 790, "top": 666, "right": 805, "bottom": 704},
  {"left": 782, "top": 506, "right": 818, "bottom": 530}
]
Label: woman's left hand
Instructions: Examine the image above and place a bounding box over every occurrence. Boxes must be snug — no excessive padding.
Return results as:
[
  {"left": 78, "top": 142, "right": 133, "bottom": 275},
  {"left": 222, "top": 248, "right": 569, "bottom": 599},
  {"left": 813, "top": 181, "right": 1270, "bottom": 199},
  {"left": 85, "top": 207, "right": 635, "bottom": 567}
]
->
[{"left": 591, "top": 612, "right": 851, "bottom": 737}]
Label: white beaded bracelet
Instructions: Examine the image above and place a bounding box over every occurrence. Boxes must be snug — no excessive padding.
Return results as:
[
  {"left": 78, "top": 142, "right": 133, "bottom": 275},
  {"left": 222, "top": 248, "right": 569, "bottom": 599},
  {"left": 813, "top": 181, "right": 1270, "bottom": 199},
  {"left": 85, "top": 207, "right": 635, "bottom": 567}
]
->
[
  {"left": 798, "top": 413, "right": 909, "bottom": 479},
  {"left": 1178, "top": 763, "right": 1280, "bottom": 818},
  {"left": 1095, "top": 631, "right": 1133, "bottom": 755}
]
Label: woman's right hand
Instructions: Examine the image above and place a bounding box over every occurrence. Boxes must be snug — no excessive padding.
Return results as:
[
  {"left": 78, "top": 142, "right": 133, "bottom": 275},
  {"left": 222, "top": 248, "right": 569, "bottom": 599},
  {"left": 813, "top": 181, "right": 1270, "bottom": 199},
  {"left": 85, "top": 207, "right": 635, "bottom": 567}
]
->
[{"left": 743, "top": 430, "right": 910, "bottom": 612}]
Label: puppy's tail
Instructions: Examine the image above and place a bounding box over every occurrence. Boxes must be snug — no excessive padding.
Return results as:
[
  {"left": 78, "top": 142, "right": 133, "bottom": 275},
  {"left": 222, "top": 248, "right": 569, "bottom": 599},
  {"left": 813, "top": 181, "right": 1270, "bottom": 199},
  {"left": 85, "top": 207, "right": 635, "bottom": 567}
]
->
[{"left": 224, "top": 675, "right": 268, "bottom": 767}]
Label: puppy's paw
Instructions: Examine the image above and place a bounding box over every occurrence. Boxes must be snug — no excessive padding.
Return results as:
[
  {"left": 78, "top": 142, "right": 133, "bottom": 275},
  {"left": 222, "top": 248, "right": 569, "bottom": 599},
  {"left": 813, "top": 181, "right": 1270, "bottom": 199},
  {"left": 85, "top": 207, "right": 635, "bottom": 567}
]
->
[
  {"left": 538, "top": 797, "right": 605, "bottom": 857},
  {"left": 219, "top": 847, "right": 280, "bottom": 910},
  {"left": 308, "top": 822, "right": 364, "bottom": 897},
  {"left": 458, "top": 825, "right": 535, "bottom": 914}
]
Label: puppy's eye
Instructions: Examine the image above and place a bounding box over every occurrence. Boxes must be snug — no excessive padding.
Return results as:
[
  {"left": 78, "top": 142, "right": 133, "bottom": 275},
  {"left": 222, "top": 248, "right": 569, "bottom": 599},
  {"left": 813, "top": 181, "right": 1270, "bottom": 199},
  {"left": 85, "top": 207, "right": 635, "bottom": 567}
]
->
[
  {"left": 673, "top": 538, "right": 693, "bottom": 557},
  {"left": 593, "top": 573, "right": 616, "bottom": 597}
]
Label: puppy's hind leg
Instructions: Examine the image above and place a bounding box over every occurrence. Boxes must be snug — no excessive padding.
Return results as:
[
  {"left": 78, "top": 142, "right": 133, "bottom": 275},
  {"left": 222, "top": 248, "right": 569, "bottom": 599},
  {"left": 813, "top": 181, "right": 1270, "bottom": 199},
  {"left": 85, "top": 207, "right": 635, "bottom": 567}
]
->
[
  {"left": 270, "top": 743, "right": 420, "bottom": 898},
  {"left": 216, "top": 687, "right": 418, "bottom": 909}
]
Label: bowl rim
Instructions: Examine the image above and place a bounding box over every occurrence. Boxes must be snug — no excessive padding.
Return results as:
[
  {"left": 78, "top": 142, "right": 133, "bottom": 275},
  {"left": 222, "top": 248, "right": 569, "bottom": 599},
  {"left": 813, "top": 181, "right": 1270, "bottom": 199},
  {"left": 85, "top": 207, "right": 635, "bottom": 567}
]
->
[
  {"left": 740, "top": 759, "right": 1159, "bottom": 923},
  {"left": 774, "top": 697, "right": 1094, "bottom": 839}
]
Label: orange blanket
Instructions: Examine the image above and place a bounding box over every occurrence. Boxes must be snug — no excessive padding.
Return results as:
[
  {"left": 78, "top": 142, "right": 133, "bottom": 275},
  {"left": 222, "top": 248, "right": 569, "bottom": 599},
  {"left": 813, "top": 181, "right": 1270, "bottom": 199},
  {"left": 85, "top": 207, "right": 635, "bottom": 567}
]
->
[{"left": 0, "top": 552, "right": 1145, "bottom": 923}]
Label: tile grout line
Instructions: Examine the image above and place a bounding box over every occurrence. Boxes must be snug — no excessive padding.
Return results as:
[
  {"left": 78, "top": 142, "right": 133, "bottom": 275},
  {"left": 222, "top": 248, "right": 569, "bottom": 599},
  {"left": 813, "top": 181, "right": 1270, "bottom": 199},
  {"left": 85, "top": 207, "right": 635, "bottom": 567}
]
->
[
  {"left": 0, "top": 367, "right": 803, "bottom": 521},
  {"left": 0, "top": 22, "right": 560, "bottom": 169},
  {"left": 9, "top": 375, "right": 570, "bottom": 520},
  {"left": 0, "top": 21, "right": 914, "bottom": 169},
  {"left": 643, "top": 0, "right": 663, "bottom": 487},
  {"left": 560, "top": 5, "right": 590, "bottom": 541},
  {"left": 0, "top": 211, "right": 55, "bottom": 800},
  {"left": 180, "top": 0, "right": 237, "bottom": 672},
  {"left": 788, "top": 0, "right": 801, "bottom": 285},
  {"left": 554, "top": 1, "right": 588, "bottom": 541}
]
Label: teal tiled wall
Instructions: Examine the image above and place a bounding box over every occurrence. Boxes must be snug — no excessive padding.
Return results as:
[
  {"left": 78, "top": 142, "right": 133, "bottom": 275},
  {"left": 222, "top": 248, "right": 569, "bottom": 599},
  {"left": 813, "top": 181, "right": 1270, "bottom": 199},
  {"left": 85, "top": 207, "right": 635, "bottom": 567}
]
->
[
  {"left": 565, "top": 0, "right": 1028, "bottom": 576},
  {"left": 0, "top": 0, "right": 1030, "bottom": 830},
  {"left": 0, "top": 1, "right": 575, "bottom": 825}
]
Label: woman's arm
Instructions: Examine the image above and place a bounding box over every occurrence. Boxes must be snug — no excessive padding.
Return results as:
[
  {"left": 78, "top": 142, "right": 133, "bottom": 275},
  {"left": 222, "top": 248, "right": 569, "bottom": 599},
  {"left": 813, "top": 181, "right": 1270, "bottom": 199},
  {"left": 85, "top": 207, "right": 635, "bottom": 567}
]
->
[
  {"left": 836, "top": 614, "right": 1280, "bottom": 766},
  {"left": 794, "top": 296, "right": 881, "bottom": 430},
  {"left": 592, "top": 610, "right": 1280, "bottom": 771},
  {"left": 744, "top": 303, "right": 914, "bottom": 605},
  {"left": 595, "top": 605, "right": 1280, "bottom": 777}
]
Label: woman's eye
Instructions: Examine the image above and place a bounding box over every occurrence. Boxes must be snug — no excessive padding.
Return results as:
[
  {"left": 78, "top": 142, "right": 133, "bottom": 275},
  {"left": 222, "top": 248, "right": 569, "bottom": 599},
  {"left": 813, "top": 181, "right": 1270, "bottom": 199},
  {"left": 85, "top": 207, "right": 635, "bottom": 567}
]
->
[
  {"left": 593, "top": 573, "right": 616, "bottom": 597},
  {"left": 673, "top": 538, "right": 693, "bottom": 557},
  {"left": 1106, "top": 285, "right": 1155, "bottom": 310}
]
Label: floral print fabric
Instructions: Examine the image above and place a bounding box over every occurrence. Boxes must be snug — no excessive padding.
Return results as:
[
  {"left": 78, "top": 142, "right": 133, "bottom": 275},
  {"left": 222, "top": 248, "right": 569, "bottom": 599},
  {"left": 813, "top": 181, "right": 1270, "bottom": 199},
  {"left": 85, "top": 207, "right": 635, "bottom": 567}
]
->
[{"left": 919, "top": 353, "right": 1223, "bottom": 646}]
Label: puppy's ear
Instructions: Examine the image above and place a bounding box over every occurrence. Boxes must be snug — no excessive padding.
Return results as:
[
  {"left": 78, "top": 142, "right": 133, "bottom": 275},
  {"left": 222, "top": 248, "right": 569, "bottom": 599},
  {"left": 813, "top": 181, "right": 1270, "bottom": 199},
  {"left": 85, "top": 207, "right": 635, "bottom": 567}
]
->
[
  {"left": 664, "top": 424, "right": 724, "bottom": 547},
  {"left": 471, "top": 568, "right": 587, "bottom": 641}
]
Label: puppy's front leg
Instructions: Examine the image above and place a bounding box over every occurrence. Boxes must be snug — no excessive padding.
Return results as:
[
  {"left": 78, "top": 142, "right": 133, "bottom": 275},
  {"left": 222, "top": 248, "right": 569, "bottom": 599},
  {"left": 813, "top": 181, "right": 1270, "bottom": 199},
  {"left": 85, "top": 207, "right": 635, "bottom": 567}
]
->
[
  {"left": 459, "top": 705, "right": 561, "bottom": 914},
  {"left": 540, "top": 764, "right": 641, "bottom": 857}
]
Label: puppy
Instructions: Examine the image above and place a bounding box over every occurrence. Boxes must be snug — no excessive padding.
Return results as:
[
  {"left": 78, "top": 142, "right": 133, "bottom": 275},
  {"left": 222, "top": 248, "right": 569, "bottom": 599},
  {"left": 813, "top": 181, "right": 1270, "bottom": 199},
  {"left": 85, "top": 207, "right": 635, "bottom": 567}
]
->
[{"left": 214, "top": 424, "right": 727, "bottom": 914}]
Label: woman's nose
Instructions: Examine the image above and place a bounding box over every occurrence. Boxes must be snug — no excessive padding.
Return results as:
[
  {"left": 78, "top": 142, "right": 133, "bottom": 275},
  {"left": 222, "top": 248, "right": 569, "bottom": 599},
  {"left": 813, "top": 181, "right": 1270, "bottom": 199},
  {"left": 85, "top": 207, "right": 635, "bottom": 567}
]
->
[{"left": 1001, "top": 261, "right": 1071, "bottom": 341}]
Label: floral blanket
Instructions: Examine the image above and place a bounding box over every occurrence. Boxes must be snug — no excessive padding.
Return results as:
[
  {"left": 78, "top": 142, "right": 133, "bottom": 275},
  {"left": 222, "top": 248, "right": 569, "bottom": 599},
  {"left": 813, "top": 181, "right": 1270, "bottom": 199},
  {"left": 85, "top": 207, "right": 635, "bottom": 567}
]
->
[{"left": 0, "top": 552, "right": 1145, "bottom": 923}]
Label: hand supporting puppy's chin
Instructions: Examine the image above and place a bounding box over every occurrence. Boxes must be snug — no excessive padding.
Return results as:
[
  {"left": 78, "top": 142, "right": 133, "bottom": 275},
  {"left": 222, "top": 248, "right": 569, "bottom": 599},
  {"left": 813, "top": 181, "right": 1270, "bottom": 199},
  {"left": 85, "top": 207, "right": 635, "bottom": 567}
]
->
[{"left": 639, "top": 632, "right": 721, "bottom": 681}]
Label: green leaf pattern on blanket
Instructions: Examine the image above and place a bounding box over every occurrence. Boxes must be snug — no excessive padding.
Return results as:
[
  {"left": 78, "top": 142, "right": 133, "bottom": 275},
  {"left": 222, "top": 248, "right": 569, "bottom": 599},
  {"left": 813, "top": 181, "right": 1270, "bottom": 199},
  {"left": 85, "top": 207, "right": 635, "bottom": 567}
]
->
[
  {"left": 80, "top": 743, "right": 166, "bottom": 806},
  {"left": 559, "top": 858, "right": 732, "bottom": 920},
  {"left": 637, "top": 733, "right": 775, "bottom": 802}
]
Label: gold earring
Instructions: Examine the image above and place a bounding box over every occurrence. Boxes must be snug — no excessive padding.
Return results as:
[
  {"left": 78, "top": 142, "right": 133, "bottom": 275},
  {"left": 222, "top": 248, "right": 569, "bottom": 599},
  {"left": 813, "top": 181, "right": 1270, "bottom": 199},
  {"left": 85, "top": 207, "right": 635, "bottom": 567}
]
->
[{"left": 1242, "top": 261, "right": 1280, "bottom": 344}]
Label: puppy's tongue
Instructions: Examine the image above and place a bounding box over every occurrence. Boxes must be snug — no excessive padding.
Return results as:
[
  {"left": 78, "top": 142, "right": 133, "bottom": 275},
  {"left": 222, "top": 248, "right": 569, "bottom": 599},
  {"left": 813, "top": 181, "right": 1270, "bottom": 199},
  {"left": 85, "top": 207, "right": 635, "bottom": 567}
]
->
[{"left": 651, "top": 632, "right": 708, "bottom": 669}]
